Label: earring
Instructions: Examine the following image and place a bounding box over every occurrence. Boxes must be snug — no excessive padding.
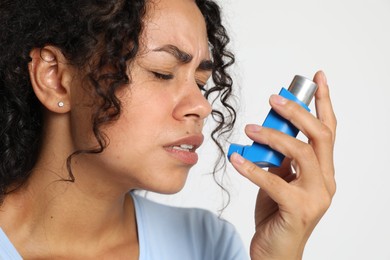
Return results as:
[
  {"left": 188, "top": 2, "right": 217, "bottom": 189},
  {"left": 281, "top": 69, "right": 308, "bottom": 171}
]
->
[{"left": 58, "top": 101, "right": 64, "bottom": 107}]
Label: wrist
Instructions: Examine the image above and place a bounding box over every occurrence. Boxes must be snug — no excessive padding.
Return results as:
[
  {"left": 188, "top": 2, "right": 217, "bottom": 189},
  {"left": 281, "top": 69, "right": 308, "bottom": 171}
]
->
[{"left": 249, "top": 233, "right": 306, "bottom": 260}]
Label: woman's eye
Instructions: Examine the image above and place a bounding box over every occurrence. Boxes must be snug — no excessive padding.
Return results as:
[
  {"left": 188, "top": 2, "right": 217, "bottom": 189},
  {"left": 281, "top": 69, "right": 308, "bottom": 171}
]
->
[{"left": 152, "top": 72, "right": 173, "bottom": 80}]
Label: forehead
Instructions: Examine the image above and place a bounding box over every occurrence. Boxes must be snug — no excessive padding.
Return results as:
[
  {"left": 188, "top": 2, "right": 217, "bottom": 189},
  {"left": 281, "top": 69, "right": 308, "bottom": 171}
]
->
[{"left": 142, "top": 0, "right": 209, "bottom": 57}]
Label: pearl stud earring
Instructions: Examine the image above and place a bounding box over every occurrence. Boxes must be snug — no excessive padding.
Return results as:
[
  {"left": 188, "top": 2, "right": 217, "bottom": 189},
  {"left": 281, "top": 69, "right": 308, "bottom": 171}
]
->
[{"left": 58, "top": 101, "right": 64, "bottom": 107}]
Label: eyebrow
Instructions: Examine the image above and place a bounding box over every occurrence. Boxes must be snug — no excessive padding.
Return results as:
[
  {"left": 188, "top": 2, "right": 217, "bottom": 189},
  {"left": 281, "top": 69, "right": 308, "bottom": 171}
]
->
[{"left": 153, "top": 44, "right": 213, "bottom": 71}]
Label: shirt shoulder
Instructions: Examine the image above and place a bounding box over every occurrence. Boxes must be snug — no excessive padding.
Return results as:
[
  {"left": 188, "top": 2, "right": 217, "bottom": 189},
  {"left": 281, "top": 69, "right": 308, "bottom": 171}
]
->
[
  {"left": 0, "top": 228, "right": 23, "bottom": 260},
  {"left": 131, "top": 193, "right": 249, "bottom": 260}
]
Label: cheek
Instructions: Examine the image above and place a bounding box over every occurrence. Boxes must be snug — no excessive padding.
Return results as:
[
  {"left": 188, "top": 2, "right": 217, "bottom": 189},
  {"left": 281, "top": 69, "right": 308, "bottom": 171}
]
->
[
  {"left": 119, "top": 82, "right": 174, "bottom": 124},
  {"left": 106, "top": 89, "right": 174, "bottom": 149}
]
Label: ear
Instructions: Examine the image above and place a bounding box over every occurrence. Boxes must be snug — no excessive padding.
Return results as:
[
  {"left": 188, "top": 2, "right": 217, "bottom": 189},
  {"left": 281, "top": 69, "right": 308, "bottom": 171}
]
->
[{"left": 28, "top": 46, "right": 73, "bottom": 113}]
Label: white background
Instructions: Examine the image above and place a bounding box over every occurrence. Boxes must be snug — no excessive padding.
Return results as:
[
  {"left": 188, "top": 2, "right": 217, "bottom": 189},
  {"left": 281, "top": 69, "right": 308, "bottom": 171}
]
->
[{"left": 147, "top": 0, "right": 390, "bottom": 259}]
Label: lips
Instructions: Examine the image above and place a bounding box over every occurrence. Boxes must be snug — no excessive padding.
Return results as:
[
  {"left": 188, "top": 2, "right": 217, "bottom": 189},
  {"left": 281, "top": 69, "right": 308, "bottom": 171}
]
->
[{"left": 163, "top": 134, "right": 204, "bottom": 165}]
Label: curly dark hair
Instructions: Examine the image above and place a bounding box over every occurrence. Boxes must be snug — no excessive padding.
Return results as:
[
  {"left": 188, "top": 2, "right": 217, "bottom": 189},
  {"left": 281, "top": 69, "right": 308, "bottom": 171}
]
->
[{"left": 0, "top": 0, "right": 236, "bottom": 204}]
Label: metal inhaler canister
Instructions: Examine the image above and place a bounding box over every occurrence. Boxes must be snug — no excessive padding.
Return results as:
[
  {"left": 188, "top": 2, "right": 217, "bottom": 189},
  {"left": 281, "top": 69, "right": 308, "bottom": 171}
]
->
[{"left": 228, "top": 75, "right": 318, "bottom": 168}]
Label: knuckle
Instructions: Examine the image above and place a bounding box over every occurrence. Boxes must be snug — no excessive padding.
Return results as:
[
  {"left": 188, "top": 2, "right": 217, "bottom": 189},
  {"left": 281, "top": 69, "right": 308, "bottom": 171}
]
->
[
  {"left": 300, "top": 192, "right": 332, "bottom": 225},
  {"left": 266, "top": 127, "right": 278, "bottom": 140},
  {"left": 319, "top": 124, "right": 333, "bottom": 141},
  {"left": 328, "top": 178, "right": 337, "bottom": 197},
  {"left": 297, "top": 143, "right": 314, "bottom": 159},
  {"left": 265, "top": 172, "right": 278, "bottom": 187},
  {"left": 317, "top": 187, "right": 333, "bottom": 213},
  {"left": 285, "top": 102, "right": 300, "bottom": 120},
  {"left": 244, "top": 162, "right": 258, "bottom": 176},
  {"left": 321, "top": 192, "right": 333, "bottom": 210}
]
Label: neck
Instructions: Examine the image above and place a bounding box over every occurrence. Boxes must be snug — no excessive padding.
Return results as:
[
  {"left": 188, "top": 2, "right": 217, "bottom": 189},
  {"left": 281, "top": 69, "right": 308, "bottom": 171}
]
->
[
  {"left": 1, "top": 170, "right": 138, "bottom": 257},
  {"left": 0, "top": 114, "right": 139, "bottom": 257}
]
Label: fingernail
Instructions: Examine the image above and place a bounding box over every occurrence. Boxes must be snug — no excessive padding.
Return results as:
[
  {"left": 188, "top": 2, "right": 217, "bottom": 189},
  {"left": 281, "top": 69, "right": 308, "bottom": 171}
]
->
[
  {"left": 246, "top": 124, "right": 262, "bottom": 132},
  {"left": 270, "top": 94, "right": 287, "bottom": 105},
  {"left": 231, "top": 153, "right": 245, "bottom": 165}
]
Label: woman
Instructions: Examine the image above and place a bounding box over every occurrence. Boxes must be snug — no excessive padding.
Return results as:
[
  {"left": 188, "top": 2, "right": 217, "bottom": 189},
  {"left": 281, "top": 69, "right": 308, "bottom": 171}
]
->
[{"left": 0, "top": 0, "right": 337, "bottom": 259}]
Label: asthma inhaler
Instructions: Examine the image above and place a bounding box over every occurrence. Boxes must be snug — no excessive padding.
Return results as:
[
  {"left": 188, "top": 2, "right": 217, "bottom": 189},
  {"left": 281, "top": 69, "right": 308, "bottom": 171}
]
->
[{"left": 228, "top": 75, "right": 318, "bottom": 168}]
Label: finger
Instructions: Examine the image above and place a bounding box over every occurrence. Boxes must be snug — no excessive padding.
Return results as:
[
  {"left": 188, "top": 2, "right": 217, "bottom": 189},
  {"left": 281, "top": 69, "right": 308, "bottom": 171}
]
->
[
  {"left": 267, "top": 82, "right": 336, "bottom": 184},
  {"left": 312, "top": 71, "right": 337, "bottom": 192},
  {"left": 253, "top": 120, "right": 335, "bottom": 195},
  {"left": 313, "top": 70, "right": 337, "bottom": 141},
  {"left": 268, "top": 94, "right": 326, "bottom": 146},
  {"left": 255, "top": 188, "right": 279, "bottom": 226},
  {"left": 230, "top": 152, "right": 291, "bottom": 205},
  {"left": 245, "top": 125, "right": 321, "bottom": 184}
]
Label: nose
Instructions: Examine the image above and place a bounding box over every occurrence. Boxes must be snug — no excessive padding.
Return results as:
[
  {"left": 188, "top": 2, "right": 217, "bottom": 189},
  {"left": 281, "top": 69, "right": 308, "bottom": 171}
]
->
[{"left": 173, "top": 80, "right": 212, "bottom": 121}]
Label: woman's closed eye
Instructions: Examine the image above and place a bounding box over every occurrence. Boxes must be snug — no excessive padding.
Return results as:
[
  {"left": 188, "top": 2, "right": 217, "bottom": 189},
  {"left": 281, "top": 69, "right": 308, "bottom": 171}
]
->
[
  {"left": 152, "top": 71, "right": 174, "bottom": 80},
  {"left": 152, "top": 71, "right": 207, "bottom": 92}
]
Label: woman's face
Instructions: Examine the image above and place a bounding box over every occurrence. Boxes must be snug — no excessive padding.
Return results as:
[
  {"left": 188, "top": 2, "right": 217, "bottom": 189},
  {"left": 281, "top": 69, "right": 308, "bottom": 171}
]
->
[{"left": 71, "top": 0, "right": 213, "bottom": 194}]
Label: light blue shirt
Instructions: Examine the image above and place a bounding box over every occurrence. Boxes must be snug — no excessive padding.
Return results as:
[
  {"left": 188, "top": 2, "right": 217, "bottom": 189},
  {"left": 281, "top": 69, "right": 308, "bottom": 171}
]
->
[
  {"left": 0, "top": 228, "right": 22, "bottom": 260},
  {"left": 0, "top": 193, "right": 248, "bottom": 259}
]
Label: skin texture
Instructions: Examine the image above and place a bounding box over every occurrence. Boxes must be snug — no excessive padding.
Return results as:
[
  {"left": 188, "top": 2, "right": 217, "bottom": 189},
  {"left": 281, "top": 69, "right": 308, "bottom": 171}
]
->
[{"left": 0, "top": 0, "right": 337, "bottom": 258}]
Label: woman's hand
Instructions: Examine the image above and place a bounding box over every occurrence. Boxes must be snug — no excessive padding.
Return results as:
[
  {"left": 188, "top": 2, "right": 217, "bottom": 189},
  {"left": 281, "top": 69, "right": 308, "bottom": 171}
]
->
[{"left": 230, "top": 71, "right": 336, "bottom": 260}]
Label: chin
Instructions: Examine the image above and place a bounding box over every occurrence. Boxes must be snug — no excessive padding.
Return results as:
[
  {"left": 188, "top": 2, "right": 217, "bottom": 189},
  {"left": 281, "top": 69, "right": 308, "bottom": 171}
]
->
[
  {"left": 147, "top": 169, "right": 190, "bottom": 195},
  {"left": 152, "top": 180, "right": 187, "bottom": 195}
]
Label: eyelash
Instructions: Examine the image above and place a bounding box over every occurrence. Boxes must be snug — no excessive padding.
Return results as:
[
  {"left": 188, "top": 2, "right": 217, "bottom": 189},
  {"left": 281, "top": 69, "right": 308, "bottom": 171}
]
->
[
  {"left": 152, "top": 72, "right": 207, "bottom": 92},
  {"left": 152, "top": 72, "right": 174, "bottom": 80},
  {"left": 197, "top": 83, "right": 206, "bottom": 92}
]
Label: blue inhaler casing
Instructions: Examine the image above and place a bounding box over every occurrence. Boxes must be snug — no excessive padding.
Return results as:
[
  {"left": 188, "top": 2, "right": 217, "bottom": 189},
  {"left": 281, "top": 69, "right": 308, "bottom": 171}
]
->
[{"left": 228, "top": 75, "right": 318, "bottom": 168}]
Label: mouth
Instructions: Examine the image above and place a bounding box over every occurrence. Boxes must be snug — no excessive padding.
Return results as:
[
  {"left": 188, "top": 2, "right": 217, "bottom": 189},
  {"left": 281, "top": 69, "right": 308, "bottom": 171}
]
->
[
  {"left": 163, "top": 135, "right": 204, "bottom": 165},
  {"left": 168, "top": 144, "right": 195, "bottom": 152}
]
